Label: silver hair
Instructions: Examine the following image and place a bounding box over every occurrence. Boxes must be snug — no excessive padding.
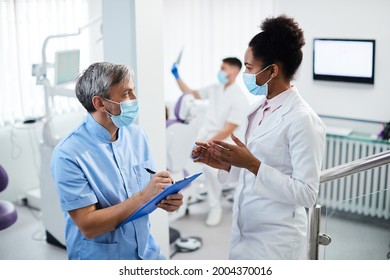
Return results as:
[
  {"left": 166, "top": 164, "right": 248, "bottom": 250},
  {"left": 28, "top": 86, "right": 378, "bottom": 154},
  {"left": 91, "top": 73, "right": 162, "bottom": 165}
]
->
[{"left": 75, "top": 62, "right": 134, "bottom": 112}]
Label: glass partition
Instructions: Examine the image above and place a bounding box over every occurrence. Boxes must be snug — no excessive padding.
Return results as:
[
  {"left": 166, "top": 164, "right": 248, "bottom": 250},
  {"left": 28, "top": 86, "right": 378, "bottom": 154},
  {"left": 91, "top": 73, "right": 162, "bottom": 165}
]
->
[
  {"left": 319, "top": 175, "right": 389, "bottom": 260},
  {"left": 316, "top": 132, "right": 390, "bottom": 260}
]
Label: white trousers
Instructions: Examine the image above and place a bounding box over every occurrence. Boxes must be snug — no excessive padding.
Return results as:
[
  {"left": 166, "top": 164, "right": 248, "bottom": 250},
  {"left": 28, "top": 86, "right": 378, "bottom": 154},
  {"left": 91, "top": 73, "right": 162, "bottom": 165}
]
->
[{"left": 202, "top": 164, "right": 223, "bottom": 209}]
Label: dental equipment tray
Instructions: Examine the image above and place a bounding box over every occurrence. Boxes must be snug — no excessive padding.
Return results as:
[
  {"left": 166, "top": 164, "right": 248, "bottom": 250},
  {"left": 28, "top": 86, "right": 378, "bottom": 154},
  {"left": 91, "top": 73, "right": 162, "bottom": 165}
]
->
[{"left": 119, "top": 172, "right": 202, "bottom": 226}]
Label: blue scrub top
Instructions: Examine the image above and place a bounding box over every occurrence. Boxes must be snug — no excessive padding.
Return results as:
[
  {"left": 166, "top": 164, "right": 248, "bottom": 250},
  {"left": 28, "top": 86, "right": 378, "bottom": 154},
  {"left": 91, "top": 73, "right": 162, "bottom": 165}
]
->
[{"left": 50, "top": 114, "right": 164, "bottom": 260}]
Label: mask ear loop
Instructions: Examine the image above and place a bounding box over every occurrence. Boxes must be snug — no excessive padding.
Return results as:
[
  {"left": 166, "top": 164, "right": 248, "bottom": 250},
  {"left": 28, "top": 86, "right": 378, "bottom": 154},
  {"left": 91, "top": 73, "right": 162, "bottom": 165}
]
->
[
  {"left": 104, "top": 98, "right": 120, "bottom": 105},
  {"left": 254, "top": 64, "right": 272, "bottom": 76},
  {"left": 103, "top": 97, "right": 119, "bottom": 117},
  {"left": 263, "top": 76, "right": 273, "bottom": 85},
  {"left": 255, "top": 65, "right": 274, "bottom": 86},
  {"left": 264, "top": 64, "right": 277, "bottom": 84}
]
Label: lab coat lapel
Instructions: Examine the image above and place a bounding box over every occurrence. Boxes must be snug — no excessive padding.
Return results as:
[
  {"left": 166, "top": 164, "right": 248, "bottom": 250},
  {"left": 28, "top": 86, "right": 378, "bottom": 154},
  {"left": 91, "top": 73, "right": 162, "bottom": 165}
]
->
[
  {"left": 244, "top": 97, "right": 266, "bottom": 144},
  {"left": 247, "top": 92, "right": 297, "bottom": 145}
]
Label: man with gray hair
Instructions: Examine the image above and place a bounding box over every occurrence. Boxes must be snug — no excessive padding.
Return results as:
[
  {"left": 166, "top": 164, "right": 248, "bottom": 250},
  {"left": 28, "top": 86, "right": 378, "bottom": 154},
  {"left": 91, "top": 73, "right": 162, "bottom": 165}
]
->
[{"left": 51, "top": 62, "right": 183, "bottom": 260}]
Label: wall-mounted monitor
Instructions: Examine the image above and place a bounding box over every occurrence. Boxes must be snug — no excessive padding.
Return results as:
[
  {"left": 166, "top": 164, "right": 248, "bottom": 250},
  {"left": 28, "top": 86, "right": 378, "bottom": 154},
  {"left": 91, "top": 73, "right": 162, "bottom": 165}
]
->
[
  {"left": 313, "top": 38, "right": 375, "bottom": 84},
  {"left": 55, "top": 49, "right": 80, "bottom": 85}
]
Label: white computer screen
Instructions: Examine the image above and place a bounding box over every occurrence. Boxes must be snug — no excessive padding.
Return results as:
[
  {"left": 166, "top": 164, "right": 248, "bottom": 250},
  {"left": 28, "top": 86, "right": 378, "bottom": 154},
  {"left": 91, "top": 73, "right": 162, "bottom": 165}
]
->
[
  {"left": 313, "top": 39, "right": 375, "bottom": 84},
  {"left": 55, "top": 49, "right": 80, "bottom": 85}
]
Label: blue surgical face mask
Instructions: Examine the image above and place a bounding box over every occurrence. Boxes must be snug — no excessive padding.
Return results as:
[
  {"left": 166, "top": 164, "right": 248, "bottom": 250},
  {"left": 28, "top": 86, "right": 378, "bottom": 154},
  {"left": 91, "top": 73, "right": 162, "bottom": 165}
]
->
[
  {"left": 242, "top": 65, "right": 272, "bottom": 96},
  {"left": 217, "top": 70, "right": 228, "bottom": 84},
  {"left": 105, "top": 98, "right": 139, "bottom": 127}
]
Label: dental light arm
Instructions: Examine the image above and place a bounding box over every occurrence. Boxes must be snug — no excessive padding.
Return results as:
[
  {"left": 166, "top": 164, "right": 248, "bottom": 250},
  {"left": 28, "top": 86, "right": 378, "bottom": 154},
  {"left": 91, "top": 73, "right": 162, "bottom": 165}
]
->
[{"left": 34, "top": 18, "right": 101, "bottom": 146}]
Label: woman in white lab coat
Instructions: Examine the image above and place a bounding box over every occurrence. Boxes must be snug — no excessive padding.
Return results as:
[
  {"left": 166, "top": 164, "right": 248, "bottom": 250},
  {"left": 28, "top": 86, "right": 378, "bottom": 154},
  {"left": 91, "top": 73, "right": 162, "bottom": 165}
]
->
[{"left": 192, "top": 15, "right": 326, "bottom": 259}]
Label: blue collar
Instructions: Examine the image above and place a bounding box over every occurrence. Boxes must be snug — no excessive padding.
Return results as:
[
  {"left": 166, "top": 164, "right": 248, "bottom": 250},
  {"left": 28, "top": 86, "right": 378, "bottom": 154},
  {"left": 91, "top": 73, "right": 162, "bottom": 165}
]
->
[{"left": 85, "top": 113, "right": 118, "bottom": 143}]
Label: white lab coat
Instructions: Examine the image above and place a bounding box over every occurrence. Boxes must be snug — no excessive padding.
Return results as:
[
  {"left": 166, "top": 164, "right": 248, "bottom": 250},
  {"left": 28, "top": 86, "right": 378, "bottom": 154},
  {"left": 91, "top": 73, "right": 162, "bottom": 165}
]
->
[{"left": 219, "top": 86, "right": 326, "bottom": 259}]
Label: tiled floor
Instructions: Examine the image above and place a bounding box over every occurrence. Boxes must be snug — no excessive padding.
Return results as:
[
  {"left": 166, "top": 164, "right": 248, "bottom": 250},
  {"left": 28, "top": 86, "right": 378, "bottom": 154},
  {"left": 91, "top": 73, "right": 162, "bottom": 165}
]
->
[
  {"left": 320, "top": 209, "right": 390, "bottom": 260},
  {"left": 0, "top": 203, "right": 67, "bottom": 260},
  {"left": 1, "top": 200, "right": 389, "bottom": 260}
]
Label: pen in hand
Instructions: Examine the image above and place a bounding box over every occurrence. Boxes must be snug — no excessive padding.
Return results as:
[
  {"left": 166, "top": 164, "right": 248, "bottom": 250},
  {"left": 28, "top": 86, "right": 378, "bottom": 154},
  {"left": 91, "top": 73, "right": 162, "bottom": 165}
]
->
[
  {"left": 144, "top": 168, "right": 174, "bottom": 184},
  {"left": 144, "top": 168, "right": 156, "bottom": 175}
]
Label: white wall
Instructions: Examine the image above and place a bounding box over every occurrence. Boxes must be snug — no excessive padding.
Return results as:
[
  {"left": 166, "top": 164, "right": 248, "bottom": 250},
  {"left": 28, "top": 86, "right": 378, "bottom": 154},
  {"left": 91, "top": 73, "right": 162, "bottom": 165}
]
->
[
  {"left": 162, "top": 0, "right": 275, "bottom": 105},
  {"left": 87, "top": 0, "right": 104, "bottom": 63},
  {"left": 275, "top": 0, "right": 390, "bottom": 123},
  {"left": 134, "top": 1, "right": 171, "bottom": 257},
  {"left": 103, "top": 0, "right": 170, "bottom": 258}
]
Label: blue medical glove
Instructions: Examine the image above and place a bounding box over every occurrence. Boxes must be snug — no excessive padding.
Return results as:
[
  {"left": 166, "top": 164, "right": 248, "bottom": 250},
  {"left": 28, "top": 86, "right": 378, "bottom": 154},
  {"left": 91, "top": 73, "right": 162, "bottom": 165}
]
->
[{"left": 171, "top": 63, "right": 180, "bottom": 80}]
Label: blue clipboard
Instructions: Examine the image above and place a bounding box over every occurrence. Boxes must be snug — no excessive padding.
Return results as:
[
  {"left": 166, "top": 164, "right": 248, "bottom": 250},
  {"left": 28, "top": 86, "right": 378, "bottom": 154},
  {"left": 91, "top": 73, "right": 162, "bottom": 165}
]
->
[{"left": 120, "top": 172, "right": 202, "bottom": 226}]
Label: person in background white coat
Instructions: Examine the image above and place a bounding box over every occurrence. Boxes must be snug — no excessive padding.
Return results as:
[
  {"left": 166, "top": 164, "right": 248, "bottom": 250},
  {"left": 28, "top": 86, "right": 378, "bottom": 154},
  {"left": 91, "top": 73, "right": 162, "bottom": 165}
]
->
[
  {"left": 192, "top": 15, "right": 326, "bottom": 259},
  {"left": 171, "top": 58, "right": 249, "bottom": 226}
]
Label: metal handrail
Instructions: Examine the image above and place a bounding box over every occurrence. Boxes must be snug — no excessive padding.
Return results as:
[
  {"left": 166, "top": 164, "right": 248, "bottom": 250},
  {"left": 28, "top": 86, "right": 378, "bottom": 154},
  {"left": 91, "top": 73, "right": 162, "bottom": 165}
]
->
[
  {"left": 320, "top": 149, "right": 390, "bottom": 183},
  {"left": 308, "top": 149, "right": 390, "bottom": 260}
]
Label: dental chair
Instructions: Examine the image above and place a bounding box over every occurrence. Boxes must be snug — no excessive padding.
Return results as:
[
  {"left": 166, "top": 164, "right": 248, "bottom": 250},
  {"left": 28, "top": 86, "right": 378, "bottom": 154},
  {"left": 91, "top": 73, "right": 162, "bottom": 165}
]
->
[
  {"left": 166, "top": 93, "right": 203, "bottom": 221},
  {"left": 0, "top": 164, "right": 18, "bottom": 231},
  {"left": 166, "top": 93, "right": 198, "bottom": 177}
]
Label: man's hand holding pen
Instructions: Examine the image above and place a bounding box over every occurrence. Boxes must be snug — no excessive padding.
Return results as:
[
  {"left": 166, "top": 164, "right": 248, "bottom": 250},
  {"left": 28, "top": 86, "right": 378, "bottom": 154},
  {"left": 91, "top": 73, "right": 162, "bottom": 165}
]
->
[{"left": 142, "top": 169, "right": 183, "bottom": 212}]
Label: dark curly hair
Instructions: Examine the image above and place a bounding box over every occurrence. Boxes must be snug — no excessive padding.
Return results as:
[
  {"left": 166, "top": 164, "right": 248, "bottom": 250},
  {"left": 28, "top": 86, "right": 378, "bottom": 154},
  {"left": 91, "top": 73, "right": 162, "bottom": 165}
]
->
[{"left": 249, "top": 15, "right": 305, "bottom": 81}]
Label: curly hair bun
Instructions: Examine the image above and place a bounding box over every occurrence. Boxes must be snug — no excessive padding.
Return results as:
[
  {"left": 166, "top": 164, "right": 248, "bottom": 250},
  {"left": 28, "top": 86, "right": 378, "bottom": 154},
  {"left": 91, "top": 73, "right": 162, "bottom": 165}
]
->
[
  {"left": 261, "top": 14, "right": 305, "bottom": 50},
  {"left": 249, "top": 14, "right": 305, "bottom": 80}
]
